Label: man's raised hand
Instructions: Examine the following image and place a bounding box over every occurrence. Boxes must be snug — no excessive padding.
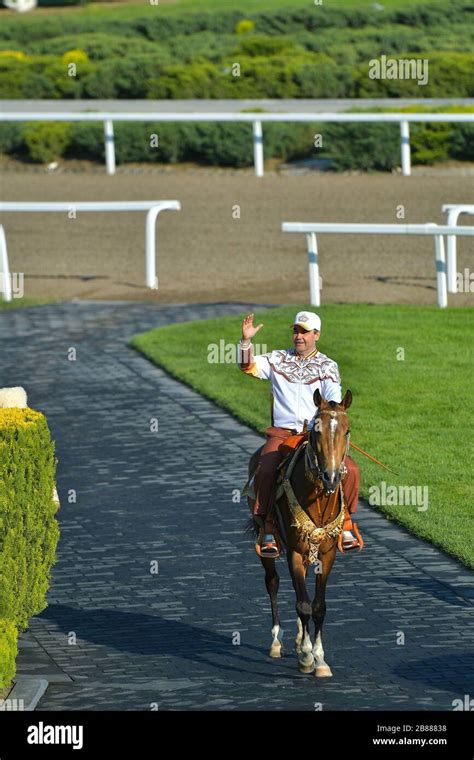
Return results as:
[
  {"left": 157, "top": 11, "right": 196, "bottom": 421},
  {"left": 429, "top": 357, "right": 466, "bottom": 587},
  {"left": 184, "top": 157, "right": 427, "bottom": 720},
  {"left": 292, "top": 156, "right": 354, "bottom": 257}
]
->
[{"left": 242, "top": 313, "right": 264, "bottom": 341}]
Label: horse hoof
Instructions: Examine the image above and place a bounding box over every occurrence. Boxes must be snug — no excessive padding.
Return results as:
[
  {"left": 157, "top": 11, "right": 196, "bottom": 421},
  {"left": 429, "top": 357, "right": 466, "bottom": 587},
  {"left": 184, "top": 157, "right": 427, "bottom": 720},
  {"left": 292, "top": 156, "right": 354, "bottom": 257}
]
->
[
  {"left": 315, "top": 665, "right": 333, "bottom": 678},
  {"left": 299, "top": 662, "right": 315, "bottom": 674},
  {"left": 269, "top": 646, "right": 283, "bottom": 658}
]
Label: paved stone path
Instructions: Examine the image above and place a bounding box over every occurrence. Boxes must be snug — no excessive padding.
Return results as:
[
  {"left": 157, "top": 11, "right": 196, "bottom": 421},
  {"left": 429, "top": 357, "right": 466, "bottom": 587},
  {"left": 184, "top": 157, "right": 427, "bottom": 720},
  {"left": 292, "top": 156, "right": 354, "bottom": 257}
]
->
[{"left": 1, "top": 301, "right": 473, "bottom": 711}]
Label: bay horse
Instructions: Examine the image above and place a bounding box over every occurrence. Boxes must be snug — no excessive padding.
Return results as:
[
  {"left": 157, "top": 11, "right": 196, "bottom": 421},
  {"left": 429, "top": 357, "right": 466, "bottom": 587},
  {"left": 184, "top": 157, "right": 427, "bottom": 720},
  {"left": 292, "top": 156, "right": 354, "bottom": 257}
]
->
[{"left": 245, "top": 388, "right": 354, "bottom": 677}]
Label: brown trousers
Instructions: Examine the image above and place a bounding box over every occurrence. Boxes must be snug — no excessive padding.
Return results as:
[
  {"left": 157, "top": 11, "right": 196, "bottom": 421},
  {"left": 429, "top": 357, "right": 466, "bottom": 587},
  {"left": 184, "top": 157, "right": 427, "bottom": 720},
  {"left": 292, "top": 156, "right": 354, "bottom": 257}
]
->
[{"left": 253, "top": 426, "right": 359, "bottom": 517}]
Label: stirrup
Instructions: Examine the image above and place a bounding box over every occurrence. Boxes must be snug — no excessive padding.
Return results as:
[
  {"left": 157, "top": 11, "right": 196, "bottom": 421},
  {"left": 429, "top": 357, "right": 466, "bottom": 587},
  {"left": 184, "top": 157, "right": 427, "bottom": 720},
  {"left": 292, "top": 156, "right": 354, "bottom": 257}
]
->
[
  {"left": 256, "top": 535, "right": 280, "bottom": 559},
  {"left": 337, "top": 522, "right": 364, "bottom": 553}
]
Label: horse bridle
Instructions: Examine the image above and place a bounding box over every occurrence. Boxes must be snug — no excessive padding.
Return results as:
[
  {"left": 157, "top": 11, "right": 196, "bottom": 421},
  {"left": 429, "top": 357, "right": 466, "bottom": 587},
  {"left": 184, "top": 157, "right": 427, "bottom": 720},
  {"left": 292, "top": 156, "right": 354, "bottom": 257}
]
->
[{"left": 304, "top": 408, "right": 350, "bottom": 491}]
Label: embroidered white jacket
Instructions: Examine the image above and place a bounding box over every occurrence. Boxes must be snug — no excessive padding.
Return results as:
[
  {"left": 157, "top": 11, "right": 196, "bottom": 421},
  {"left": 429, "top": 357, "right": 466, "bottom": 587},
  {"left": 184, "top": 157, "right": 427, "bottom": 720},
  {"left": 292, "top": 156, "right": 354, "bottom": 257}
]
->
[{"left": 239, "top": 342, "right": 342, "bottom": 432}]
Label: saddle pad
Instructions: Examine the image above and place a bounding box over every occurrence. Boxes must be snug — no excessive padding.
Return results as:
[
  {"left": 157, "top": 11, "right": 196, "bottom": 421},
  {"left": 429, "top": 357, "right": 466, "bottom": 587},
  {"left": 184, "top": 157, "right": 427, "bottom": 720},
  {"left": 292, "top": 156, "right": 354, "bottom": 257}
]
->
[{"left": 279, "top": 432, "right": 308, "bottom": 460}]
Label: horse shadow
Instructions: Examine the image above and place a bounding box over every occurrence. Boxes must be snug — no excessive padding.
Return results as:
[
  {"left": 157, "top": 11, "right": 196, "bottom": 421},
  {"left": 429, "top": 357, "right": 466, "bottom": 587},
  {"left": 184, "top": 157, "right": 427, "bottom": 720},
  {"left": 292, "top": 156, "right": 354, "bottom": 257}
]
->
[
  {"left": 393, "top": 653, "right": 474, "bottom": 697},
  {"left": 37, "top": 604, "right": 303, "bottom": 681},
  {"left": 381, "top": 575, "right": 472, "bottom": 608}
]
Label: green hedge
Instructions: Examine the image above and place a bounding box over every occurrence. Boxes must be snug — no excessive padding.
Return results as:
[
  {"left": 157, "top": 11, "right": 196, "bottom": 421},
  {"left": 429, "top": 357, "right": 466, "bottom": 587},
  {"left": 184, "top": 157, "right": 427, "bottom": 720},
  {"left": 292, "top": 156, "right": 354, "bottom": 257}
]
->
[
  {"left": 2, "top": 1, "right": 469, "bottom": 44},
  {"left": 0, "top": 408, "right": 60, "bottom": 690},
  {"left": 0, "top": 112, "right": 473, "bottom": 170},
  {"left": 355, "top": 52, "right": 474, "bottom": 97},
  {"left": 0, "top": 619, "right": 17, "bottom": 691},
  {"left": 1, "top": 48, "right": 473, "bottom": 99},
  {"left": 0, "top": 0, "right": 473, "bottom": 99}
]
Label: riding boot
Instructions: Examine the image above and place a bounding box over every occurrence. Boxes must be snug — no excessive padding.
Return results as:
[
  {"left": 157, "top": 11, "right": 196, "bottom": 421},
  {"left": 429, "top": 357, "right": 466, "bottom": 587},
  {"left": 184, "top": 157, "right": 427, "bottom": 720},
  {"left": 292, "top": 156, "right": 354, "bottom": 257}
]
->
[{"left": 337, "top": 510, "right": 364, "bottom": 553}]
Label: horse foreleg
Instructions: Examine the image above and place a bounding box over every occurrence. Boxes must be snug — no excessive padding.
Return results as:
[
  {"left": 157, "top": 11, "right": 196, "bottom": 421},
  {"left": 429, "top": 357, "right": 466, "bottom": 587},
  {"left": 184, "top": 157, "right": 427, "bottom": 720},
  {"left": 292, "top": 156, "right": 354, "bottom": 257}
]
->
[
  {"left": 312, "top": 546, "right": 336, "bottom": 678},
  {"left": 295, "top": 563, "right": 311, "bottom": 653},
  {"left": 260, "top": 556, "right": 283, "bottom": 658},
  {"left": 295, "top": 617, "right": 303, "bottom": 655},
  {"left": 288, "top": 550, "right": 314, "bottom": 673}
]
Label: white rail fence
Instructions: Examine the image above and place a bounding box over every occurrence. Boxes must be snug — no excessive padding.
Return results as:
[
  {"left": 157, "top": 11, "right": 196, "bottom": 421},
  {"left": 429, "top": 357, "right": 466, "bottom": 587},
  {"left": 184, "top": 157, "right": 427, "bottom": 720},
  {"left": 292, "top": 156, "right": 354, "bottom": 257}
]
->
[
  {"left": 1, "top": 111, "right": 473, "bottom": 177},
  {"left": 0, "top": 200, "right": 181, "bottom": 300},
  {"left": 442, "top": 204, "right": 474, "bottom": 293},
  {"left": 0, "top": 225, "right": 12, "bottom": 302},
  {"left": 281, "top": 222, "right": 474, "bottom": 309}
]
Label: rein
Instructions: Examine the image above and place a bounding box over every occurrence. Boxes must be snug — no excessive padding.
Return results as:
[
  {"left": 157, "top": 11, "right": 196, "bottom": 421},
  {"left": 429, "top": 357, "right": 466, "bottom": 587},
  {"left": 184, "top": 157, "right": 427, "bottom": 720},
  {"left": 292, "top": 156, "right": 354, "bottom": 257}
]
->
[
  {"left": 277, "top": 442, "right": 345, "bottom": 565},
  {"left": 309, "top": 407, "right": 398, "bottom": 477},
  {"left": 349, "top": 441, "right": 398, "bottom": 475},
  {"left": 305, "top": 408, "right": 349, "bottom": 485}
]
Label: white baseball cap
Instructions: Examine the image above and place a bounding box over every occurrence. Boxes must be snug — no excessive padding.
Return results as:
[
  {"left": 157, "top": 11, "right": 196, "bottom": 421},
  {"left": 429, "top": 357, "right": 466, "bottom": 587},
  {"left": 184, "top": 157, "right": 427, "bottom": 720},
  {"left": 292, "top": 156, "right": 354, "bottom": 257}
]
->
[{"left": 292, "top": 310, "right": 321, "bottom": 332}]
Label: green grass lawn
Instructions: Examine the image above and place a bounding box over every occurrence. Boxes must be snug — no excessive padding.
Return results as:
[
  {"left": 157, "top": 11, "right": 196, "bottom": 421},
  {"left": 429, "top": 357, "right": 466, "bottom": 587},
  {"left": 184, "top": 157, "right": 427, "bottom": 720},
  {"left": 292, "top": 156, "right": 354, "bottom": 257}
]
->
[
  {"left": 131, "top": 304, "right": 474, "bottom": 569},
  {"left": 0, "top": 298, "right": 56, "bottom": 311}
]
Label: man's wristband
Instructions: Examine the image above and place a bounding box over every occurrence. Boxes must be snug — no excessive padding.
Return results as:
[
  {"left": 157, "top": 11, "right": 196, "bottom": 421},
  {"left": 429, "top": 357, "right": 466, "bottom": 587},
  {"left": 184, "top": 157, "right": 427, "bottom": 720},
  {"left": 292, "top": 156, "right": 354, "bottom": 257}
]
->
[{"left": 240, "top": 338, "right": 251, "bottom": 347}]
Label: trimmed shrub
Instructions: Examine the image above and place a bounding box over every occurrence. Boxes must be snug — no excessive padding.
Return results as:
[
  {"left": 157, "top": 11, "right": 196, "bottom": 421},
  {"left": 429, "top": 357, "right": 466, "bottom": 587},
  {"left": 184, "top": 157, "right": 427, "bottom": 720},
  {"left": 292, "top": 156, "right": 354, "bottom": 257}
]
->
[
  {"left": 0, "top": 1, "right": 469, "bottom": 45},
  {"left": 0, "top": 408, "right": 59, "bottom": 689},
  {"left": 263, "top": 122, "right": 315, "bottom": 162},
  {"left": 0, "top": 50, "right": 26, "bottom": 60},
  {"left": 28, "top": 33, "right": 168, "bottom": 62},
  {"left": 146, "top": 60, "right": 220, "bottom": 99},
  {"left": 0, "top": 619, "right": 17, "bottom": 691},
  {"left": 235, "top": 35, "right": 298, "bottom": 57},
  {"left": 0, "top": 58, "right": 31, "bottom": 98},
  {"left": 65, "top": 121, "right": 104, "bottom": 161},
  {"left": 184, "top": 122, "right": 254, "bottom": 167},
  {"left": 410, "top": 123, "right": 452, "bottom": 164},
  {"left": 0, "top": 123, "right": 26, "bottom": 157},
  {"left": 61, "top": 48, "right": 90, "bottom": 66},
  {"left": 23, "top": 122, "right": 72, "bottom": 163},
  {"left": 0, "top": 110, "right": 472, "bottom": 171},
  {"left": 355, "top": 52, "right": 474, "bottom": 98},
  {"left": 235, "top": 19, "right": 255, "bottom": 35},
  {"left": 450, "top": 123, "right": 474, "bottom": 161},
  {"left": 0, "top": 2, "right": 473, "bottom": 100},
  {"left": 324, "top": 122, "right": 400, "bottom": 172},
  {"left": 83, "top": 55, "right": 165, "bottom": 98}
]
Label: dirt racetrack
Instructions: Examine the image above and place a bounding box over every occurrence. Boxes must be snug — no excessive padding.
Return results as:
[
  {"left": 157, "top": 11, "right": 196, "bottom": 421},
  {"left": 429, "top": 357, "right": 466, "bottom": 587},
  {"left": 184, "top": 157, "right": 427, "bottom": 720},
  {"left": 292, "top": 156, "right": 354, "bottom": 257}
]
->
[{"left": 1, "top": 166, "right": 473, "bottom": 306}]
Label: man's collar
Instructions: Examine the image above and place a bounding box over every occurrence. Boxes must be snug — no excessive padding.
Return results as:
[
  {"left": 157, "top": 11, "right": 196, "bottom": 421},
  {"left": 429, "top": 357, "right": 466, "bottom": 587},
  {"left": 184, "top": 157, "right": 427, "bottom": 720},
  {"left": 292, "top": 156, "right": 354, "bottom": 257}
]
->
[{"left": 293, "top": 347, "right": 318, "bottom": 361}]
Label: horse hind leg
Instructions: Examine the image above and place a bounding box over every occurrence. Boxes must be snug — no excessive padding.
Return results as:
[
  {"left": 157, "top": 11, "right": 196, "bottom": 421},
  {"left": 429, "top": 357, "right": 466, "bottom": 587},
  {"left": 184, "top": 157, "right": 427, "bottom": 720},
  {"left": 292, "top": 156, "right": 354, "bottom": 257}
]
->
[{"left": 261, "top": 556, "right": 283, "bottom": 658}]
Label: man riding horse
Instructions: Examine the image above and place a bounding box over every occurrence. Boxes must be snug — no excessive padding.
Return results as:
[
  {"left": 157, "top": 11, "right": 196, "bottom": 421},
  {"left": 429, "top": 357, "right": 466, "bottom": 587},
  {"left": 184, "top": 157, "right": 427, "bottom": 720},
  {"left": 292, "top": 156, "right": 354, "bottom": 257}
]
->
[{"left": 238, "top": 310, "right": 361, "bottom": 558}]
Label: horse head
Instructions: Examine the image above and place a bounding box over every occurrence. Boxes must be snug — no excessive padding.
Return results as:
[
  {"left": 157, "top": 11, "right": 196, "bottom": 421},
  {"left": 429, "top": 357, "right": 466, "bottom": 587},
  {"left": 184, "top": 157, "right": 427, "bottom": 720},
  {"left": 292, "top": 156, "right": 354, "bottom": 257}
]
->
[{"left": 308, "top": 388, "right": 352, "bottom": 494}]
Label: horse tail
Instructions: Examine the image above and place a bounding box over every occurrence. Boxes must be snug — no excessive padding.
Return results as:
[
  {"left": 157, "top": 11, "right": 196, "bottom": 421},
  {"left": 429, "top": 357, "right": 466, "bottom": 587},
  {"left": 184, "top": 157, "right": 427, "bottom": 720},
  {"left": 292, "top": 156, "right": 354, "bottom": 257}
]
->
[{"left": 244, "top": 517, "right": 259, "bottom": 538}]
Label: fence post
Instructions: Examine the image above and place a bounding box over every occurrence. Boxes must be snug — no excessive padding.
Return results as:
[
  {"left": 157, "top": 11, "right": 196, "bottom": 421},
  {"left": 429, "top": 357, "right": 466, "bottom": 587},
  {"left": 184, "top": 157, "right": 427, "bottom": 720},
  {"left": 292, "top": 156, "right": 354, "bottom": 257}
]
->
[
  {"left": 253, "top": 120, "right": 264, "bottom": 177},
  {"left": 0, "top": 225, "right": 12, "bottom": 302},
  {"left": 104, "top": 119, "right": 116, "bottom": 176},
  {"left": 446, "top": 209, "right": 460, "bottom": 294},
  {"left": 434, "top": 233, "right": 448, "bottom": 308},
  {"left": 306, "top": 232, "right": 320, "bottom": 307},
  {"left": 400, "top": 120, "right": 411, "bottom": 177},
  {"left": 146, "top": 207, "right": 160, "bottom": 289},
  {"left": 145, "top": 203, "right": 181, "bottom": 289}
]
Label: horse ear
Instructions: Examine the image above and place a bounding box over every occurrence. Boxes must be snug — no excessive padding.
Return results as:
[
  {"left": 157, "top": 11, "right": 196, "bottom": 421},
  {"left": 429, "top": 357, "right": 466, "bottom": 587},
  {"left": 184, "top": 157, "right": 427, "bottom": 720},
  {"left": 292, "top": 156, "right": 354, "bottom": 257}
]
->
[
  {"left": 342, "top": 389, "right": 352, "bottom": 409},
  {"left": 313, "top": 388, "right": 323, "bottom": 407}
]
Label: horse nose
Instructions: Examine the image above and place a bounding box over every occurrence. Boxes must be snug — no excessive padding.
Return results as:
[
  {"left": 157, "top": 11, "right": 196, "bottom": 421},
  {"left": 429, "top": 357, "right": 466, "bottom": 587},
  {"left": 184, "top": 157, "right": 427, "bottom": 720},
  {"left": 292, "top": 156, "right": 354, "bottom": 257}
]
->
[{"left": 323, "top": 470, "right": 337, "bottom": 490}]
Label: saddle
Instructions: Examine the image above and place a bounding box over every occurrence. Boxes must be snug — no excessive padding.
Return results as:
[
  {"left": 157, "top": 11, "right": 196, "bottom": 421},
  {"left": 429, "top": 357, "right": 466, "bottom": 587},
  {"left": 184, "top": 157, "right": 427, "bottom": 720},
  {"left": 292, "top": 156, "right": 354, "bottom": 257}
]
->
[{"left": 278, "top": 432, "right": 309, "bottom": 461}]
